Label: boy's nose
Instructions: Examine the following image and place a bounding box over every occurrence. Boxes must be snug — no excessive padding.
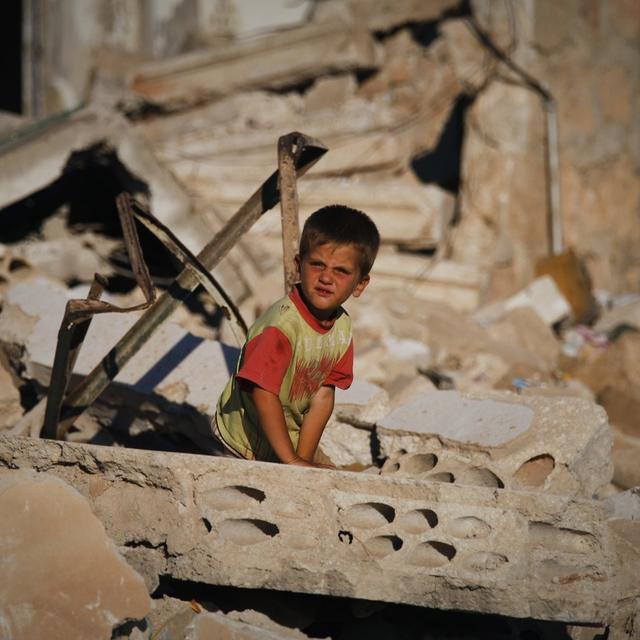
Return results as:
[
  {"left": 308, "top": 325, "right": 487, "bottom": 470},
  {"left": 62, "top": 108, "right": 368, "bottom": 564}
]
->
[{"left": 319, "top": 269, "right": 333, "bottom": 283}]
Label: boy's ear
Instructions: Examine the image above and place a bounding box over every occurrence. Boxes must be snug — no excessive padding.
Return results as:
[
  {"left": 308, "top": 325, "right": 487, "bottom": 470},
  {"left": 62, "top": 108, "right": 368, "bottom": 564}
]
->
[{"left": 351, "top": 273, "right": 370, "bottom": 298}]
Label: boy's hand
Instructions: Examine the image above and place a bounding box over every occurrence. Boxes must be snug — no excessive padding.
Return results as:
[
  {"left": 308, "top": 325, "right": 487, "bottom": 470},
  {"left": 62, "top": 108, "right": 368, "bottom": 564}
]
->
[{"left": 287, "top": 454, "right": 335, "bottom": 470}]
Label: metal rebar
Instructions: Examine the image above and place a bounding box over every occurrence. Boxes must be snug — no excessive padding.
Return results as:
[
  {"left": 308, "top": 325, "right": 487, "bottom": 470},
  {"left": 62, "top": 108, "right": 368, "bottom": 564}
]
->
[
  {"left": 56, "top": 132, "right": 327, "bottom": 437},
  {"left": 278, "top": 133, "right": 302, "bottom": 293},
  {"left": 41, "top": 276, "right": 106, "bottom": 439}
]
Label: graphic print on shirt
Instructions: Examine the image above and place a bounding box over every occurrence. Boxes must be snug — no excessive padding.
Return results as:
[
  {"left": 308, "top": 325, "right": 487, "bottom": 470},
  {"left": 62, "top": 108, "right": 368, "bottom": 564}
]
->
[{"left": 289, "top": 353, "right": 338, "bottom": 402}]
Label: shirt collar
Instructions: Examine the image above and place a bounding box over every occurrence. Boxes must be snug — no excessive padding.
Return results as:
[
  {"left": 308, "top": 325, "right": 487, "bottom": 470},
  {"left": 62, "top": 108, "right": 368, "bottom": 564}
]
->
[{"left": 289, "top": 284, "right": 339, "bottom": 334}]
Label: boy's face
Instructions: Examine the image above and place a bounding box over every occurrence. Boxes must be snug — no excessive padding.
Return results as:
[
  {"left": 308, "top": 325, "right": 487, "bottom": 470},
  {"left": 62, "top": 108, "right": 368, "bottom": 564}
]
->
[{"left": 296, "top": 242, "right": 370, "bottom": 320}]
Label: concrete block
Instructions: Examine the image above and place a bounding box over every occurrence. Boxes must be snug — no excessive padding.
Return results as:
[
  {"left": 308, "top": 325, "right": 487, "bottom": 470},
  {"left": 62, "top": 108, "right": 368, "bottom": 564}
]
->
[
  {"left": 0, "top": 470, "right": 149, "bottom": 640},
  {"left": 129, "top": 21, "right": 380, "bottom": 110},
  {"left": 0, "top": 434, "right": 634, "bottom": 630},
  {"left": 377, "top": 390, "right": 613, "bottom": 499},
  {"left": 474, "top": 276, "right": 571, "bottom": 327},
  {"left": 334, "top": 379, "right": 389, "bottom": 428}
]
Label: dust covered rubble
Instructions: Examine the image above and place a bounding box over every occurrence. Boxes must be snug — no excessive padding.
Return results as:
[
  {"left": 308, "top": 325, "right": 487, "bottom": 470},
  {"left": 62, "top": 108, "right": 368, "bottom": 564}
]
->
[
  {"left": 1, "top": 434, "right": 638, "bottom": 631},
  {"left": 1, "top": 0, "right": 640, "bottom": 637}
]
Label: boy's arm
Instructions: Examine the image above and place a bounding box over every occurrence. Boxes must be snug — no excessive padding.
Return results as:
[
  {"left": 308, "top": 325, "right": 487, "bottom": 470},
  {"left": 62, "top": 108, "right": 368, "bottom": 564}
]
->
[
  {"left": 251, "top": 385, "right": 314, "bottom": 467},
  {"left": 296, "top": 385, "right": 335, "bottom": 466}
]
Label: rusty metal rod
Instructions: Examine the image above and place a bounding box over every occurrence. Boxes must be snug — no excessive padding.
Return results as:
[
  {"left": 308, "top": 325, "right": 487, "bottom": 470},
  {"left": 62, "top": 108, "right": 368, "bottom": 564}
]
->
[
  {"left": 278, "top": 132, "right": 302, "bottom": 293},
  {"left": 41, "top": 276, "right": 107, "bottom": 439},
  {"left": 56, "top": 132, "right": 327, "bottom": 437}
]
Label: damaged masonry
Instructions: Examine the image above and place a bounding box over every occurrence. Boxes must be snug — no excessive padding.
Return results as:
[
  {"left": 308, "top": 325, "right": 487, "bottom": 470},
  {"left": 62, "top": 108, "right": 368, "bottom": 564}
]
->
[{"left": 1, "top": 1, "right": 639, "bottom": 639}]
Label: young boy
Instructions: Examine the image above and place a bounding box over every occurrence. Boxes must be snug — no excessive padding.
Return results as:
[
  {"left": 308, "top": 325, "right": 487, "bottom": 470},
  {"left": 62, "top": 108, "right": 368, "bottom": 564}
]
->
[{"left": 214, "top": 205, "right": 379, "bottom": 468}]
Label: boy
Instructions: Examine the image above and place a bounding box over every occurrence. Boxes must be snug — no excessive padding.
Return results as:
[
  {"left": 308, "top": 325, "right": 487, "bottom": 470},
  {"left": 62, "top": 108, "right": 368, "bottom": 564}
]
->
[{"left": 214, "top": 204, "right": 380, "bottom": 468}]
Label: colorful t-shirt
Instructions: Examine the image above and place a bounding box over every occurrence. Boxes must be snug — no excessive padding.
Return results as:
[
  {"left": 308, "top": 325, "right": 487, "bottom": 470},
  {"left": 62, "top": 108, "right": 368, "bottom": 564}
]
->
[{"left": 215, "top": 284, "right": 353, "bottom": 461}]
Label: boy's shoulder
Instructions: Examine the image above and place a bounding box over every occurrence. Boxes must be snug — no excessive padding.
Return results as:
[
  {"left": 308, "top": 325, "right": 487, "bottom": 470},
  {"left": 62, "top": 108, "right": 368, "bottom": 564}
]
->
[
  {"left": 250, "top": 289, "right": 351, "bottom": 341},
  {"left": 249, "top": 292, "right": 300, "bottom": 335}
]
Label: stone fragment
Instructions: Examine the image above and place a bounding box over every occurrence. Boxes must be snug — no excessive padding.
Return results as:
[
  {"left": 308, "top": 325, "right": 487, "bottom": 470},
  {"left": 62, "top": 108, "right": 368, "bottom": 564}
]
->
[
  {"left": 440, "top": 18, "right": 492, "bottom": 91},
  {"left": 345, "top": 0, "right": 460, "bottom": 31},
  {"left": 0, "top": 471, "right": 150, "bottom": 640},
  {"left": 129, "top": 21, "right": 380, "bottom": 110},
  {"left": 595, "top": 298, "right": 640, "bottom": 334},
  {"left": 452, "top": 81, "right": 547, "bottom": 297},
  {"left": 610, "top": 427, "right": 640, "bottom": 491},
  {"left": 0, "top": 106, "right": 193, "bottom": 249},
  {"left": 0, "top": 434, "right": 634, "bottom": 630},
  {"left": 186, "top": 610, "right": 316, "bottom": 640},
  {"left": 570, "top": 333, "right": 640, "bottom": 438},
  {"left": 386, "top": 373, "right": 437, "bottom": 411},
  {"left": 10, "top": 234, "right": 117, "bottom": 284},
  {"left": 334, "top": 379, "right": 389, "bottom": 427},
  {"left": 604, "top": 487, "right": 640, "bottom": 522},
  {"left": 485, "top": 307, "right": 560, "bottom": 370},
  {"left": 370, "top": 250, "right": 487, "bottom": 312},
  {"left": 377, "top": 390, "right": 612, "bottom": 498},
  {"left": 0, "top": 353, "right": 22, "bottom": 430},
  {"left": 304, "top": 75, "right": 357, "bottom": 112},
  {"left": 474, "top": 276, "right": 571, "bottom": 326},
  {"left": 320, "top": 420, "right": 373, "bottom": 469}
]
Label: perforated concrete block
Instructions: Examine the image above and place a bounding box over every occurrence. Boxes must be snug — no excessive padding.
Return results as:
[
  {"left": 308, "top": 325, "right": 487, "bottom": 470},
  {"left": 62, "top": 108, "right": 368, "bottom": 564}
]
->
[
  {"left": 377, "top": 390, "right": 613, "bottom": 499},
  {"left": 0, "top": 434, "right": 632, "bottom": 628}
]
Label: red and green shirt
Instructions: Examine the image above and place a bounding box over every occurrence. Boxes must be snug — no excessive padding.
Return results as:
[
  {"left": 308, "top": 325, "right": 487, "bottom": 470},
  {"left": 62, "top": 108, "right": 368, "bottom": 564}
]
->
[{"left": 215, "top": 284, "right": 353, "bottom": 461}]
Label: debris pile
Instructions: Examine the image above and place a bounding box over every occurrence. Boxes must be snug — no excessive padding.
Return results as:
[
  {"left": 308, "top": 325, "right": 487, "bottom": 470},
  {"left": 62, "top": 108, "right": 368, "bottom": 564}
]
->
[{"left": 0, "top": 1, "right": 639, "bottom": 639}]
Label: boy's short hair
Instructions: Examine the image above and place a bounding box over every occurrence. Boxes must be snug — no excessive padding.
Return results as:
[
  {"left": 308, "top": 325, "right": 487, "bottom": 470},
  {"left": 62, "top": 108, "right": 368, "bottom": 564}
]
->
[{"left": 299, "top": 204, "right": 380, "bottom": 276}]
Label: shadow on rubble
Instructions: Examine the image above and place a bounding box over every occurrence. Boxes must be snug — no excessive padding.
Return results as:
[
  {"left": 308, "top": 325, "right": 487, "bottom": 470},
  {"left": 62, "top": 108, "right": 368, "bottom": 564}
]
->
[
  {"left": 410, "top": 94, "right": 474, "bottom": 196},
  {"left": 61, "top": 336, "right": 240, "bottom": 454},
  {"left": 0, "top": 142, "right": 182, "bottom": 289},
  {"left": 138, "top": 576, "right": 580, "bottom": 640}
]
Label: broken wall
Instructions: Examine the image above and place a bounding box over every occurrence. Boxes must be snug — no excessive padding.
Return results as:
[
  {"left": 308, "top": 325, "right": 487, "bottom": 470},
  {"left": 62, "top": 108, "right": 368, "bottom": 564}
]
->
[{"left": 453, "top": 0, "right": 640, "bottom": 297}]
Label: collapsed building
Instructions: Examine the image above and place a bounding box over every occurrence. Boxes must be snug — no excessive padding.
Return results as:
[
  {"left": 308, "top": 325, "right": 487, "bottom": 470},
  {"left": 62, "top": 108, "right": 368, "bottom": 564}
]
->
[{"left": 0, "top": 1, "right": 639, "bottom": 639}]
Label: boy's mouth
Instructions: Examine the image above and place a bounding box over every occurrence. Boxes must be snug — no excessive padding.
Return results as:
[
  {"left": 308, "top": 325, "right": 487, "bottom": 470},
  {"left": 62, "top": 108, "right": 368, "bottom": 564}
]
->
[{"left": 314, "top": 286, "right": 333, "bottom": 297}]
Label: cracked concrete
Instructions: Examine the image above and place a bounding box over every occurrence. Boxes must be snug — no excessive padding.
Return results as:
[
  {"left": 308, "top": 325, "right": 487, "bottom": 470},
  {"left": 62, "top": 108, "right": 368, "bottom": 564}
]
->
[{"left": 0, "top": 434, "right": 636, "bottom": 631}]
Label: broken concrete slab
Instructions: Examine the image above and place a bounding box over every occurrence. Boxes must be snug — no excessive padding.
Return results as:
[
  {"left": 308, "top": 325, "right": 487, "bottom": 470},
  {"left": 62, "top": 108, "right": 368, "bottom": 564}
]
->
[
  {"left": 320, "top": 420, "right": 374, "bottom": 469},
  {"left": 129, "top": 21, "right": 380, "bottom": 110},
  {"left": 605, "top": 488, "right": 640, "bottom": 522},
  {"left": 570, "top": 332, "right": 640, "bottom": 439},
  {"left": 0, "top": 106, "right": 196, "bottom": 248},
  {"left": 0, "top": 434, "right": 633, "bottom": 632},
  {"left": 334, "top": 379, "right": 389, "bottom": 428},
  {"left": 0, "top": 470, "right": 150, "bottom": 640},
  {"left": 610, "top": 427, "right": 640, "bottom": 491},
  {"left": 369, "top": 251, "right": 488, "bottom": 312},
  {"left": 485, "top": 307, "right": 560, "bottom": 371},
  {"left": 440, "top": 18, "right": 492, "bottom": 92},
  {"left": 0, "top": 276, "right": 239, "bottom": 448},
  {"left": 340, "top": 0, "right": 461, "bottom": 32},
  {"left": 194, "top": 179, "right": 453, "bottom": 250},
  {"left": 474, "top": 276, "right": 571, "bottom": 327},
  {"left": 0, "top": 353, "right": 22, "bottom": 430},
  {"left": 377, "top": 390, "right": 612, "bottom": 499},
  {"left": 186, "top": 609, "right": 317, "bottom": 640},
  {"left": 594, "top": 297, "right": 640, "bottom": 334}
]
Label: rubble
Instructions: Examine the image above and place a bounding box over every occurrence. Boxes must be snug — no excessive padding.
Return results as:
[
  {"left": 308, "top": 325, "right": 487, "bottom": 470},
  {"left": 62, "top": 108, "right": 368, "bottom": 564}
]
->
[
  {"left": 0, "top": 433, "right": 635, "bottom": 632},
  {"left": 129, "top": 21, "right": 380, "bottom": 110},
  {"left": 0, "top": 276, "right": 237, "bottom": 449},
  {"left": 0, "top": 352, "right": 22, "bottom": 430},
  {"left": 377, "top": 390, "right": 612, "bottom": 499},
  {"left": 1, "top": 1, "right": 639, "bottom": 637},
  {"left": 0, "top": 470, "right": 150, "bottom": 640}
]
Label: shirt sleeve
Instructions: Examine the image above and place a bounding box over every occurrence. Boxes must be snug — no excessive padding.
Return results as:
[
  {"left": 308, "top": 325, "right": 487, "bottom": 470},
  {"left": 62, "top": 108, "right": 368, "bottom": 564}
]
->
[
  {"left": 324, "top": 339, "right": 353, "bottom": 390},
  {"left": 236, "top": 326, "right": 292, "bottom": 395}
]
